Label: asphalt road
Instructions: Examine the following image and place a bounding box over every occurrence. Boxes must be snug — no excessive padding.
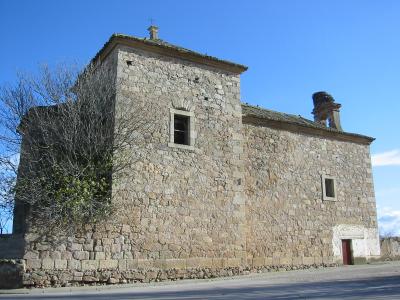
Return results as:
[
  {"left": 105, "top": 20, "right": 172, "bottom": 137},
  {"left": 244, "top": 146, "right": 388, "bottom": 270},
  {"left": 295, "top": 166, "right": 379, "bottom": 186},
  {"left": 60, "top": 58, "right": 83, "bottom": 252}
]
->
[{"left": 1, "top": 261, "right": 400, "bottom": 300}]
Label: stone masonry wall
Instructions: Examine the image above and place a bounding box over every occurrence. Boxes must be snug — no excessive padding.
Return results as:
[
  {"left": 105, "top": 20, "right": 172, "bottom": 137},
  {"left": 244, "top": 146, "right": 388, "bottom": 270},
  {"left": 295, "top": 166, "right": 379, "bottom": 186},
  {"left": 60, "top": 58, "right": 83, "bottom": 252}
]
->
[
  {"left": 8, "top": 43, "right": 380, "bottom": 288},
  {"left": 243, "top": 123, "right": 380, "bottom": 266},
  {"left": 111, "top": 45, "right": 246, "bottom": 263},
  {"left": 18, "top": 46, "right": 250, "bottom": 287}
]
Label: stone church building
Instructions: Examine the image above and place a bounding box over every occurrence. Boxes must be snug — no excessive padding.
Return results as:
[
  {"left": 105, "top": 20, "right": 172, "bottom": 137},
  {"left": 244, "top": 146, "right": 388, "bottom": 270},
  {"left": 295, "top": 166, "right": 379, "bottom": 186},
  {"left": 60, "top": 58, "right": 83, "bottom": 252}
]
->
[{"left": 0, "top": 27, "right": 380, "bottom": 287}]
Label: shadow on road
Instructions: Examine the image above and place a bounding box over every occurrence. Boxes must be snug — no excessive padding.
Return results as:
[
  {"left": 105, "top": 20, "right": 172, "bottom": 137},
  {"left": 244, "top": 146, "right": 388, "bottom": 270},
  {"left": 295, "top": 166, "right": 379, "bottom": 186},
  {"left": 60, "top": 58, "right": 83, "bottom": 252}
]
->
[{"left": 4, "top": 274, "right": 400, "bottom": 300}]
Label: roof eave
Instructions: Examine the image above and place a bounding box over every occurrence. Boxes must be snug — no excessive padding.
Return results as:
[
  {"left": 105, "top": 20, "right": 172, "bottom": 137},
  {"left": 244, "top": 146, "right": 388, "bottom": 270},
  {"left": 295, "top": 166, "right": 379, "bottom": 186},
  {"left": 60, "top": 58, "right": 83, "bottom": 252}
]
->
[
  {"left": 243, "top": 114, "right": 375, "bottom": 145},
  {"left": 93, "top": 34, "right": 248, "bottom": 75}
]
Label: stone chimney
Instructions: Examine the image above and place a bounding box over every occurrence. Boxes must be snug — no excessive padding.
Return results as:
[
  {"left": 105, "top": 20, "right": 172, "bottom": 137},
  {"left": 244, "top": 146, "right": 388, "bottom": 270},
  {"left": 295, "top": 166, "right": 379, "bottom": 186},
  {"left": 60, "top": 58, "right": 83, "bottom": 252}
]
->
[
  {"left": 147, "top": 25, "right": 159, "bottom": 40},
  {"left": 312, "top": 91, "right": 342, "bottom": 131}
]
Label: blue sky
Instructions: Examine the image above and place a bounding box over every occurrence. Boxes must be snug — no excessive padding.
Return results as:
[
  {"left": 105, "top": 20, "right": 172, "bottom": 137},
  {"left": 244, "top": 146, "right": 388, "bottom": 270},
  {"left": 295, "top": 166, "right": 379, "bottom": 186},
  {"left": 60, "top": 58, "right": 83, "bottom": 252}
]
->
[{"left": 1, "top": 0, "right": 399, "bottom": 234}]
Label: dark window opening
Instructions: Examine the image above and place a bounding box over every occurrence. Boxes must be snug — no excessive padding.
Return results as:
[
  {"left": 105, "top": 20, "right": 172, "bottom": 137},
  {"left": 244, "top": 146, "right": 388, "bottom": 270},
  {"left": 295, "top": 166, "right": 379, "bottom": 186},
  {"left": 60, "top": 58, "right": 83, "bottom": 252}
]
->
[
  {"left": 325, "top": 178, "right": 335, "bottom": 198},
  {"left": 174, "top": 114, "right": 190, "bottom": 145}
]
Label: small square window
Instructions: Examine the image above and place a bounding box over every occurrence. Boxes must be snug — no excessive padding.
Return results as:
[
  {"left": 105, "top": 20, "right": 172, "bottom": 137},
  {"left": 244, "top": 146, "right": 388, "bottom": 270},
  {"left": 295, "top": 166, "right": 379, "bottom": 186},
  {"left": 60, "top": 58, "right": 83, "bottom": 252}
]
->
[
  {"left": 322, "top": 175, "right": 337, "bottom": 201},
  {"left": 168, "top": 108, "right": 195, "bottom": 150},
  {"left": 174, "top": 114, "right": 190, "bottom": 145}
]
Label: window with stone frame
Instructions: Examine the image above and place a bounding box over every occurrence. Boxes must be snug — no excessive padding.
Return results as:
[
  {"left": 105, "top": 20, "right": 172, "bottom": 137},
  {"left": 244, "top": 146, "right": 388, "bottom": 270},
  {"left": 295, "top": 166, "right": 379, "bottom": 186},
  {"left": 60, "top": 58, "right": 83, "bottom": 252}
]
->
[
  {"left": 174, "top": 114, "right": 190, "bottom": 145},
  {"left": 322, "top": 175, "right": 337, "bottom": 201},
  {"left": 168, "top": 108, "right": 195, "bottom": 150}
]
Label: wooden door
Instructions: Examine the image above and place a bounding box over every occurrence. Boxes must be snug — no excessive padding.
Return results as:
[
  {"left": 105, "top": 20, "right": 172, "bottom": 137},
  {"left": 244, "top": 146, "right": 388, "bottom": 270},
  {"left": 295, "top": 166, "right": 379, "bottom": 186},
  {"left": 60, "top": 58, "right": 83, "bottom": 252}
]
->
[{"left": 342, "top": 239, "right": 353, "bottom": 265}]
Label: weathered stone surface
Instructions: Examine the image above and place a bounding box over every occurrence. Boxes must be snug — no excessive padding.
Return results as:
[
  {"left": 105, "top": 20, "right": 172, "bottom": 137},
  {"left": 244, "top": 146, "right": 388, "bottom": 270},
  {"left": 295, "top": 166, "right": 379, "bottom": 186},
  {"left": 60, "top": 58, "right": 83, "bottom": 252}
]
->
[
  {"left": 73, "top": 251, "right": 89, "bottom": 260},
  {"left": 99, "top": 259, "right": 118, "bottom": 269},
  {"left": 81, "top": 260, "right": 98, "bottom": 271},
  {"left": 67, "top": 259, "right": 81, "bottom": 270},
  {"left": 54, "top": 259, "right": 67, "bottom": 269},
  {"left": 108, "top": 277, "right": 119, "bottom": 284},
  {"left": 23, "top": 251, "right": 39, "bottom": 260},
  {"left": 5, "top": 32, "right": 379, "bottom": 288},
  {"left": 70, "top": 243, "right": 82, "bottom": 251},
  {"left": 243, "top": 124, "right": 379, "bottom": 263},
  {"left": 41, "top": 259, "right": 54, "bottom": 270},
  {"left": 25, "top": 259, "right": 41, "bottom": 270},
  {"left": 82, "top": 275, "right": 98, "bottom": 282}
]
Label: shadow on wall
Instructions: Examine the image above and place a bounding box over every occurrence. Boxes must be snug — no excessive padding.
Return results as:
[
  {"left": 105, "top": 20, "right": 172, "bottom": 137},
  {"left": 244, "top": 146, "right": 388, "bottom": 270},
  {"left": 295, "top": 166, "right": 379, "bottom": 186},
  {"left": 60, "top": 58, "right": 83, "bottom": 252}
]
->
[
  {"left": 0, "top": 234, "right": 25, "bottom": 289},
  {"left": 0, "top": 259, "right": 24, "bottom": 289},
  {"left": 0, "top": 234, "right": 25, "bottom": 259}
]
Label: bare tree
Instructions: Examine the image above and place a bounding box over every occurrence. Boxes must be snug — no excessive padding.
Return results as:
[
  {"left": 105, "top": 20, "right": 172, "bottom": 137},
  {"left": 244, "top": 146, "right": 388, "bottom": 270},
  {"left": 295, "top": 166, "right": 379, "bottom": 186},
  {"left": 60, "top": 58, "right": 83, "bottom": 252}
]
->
[
  {"left": 379, "top": 228, "right": 398, "bottom": 239},
  {"left": 0, "top": 62, "right": 159, "bottom": 235},
  {"left": 0, "top": 155, "right": 16, "bottom": 234}
]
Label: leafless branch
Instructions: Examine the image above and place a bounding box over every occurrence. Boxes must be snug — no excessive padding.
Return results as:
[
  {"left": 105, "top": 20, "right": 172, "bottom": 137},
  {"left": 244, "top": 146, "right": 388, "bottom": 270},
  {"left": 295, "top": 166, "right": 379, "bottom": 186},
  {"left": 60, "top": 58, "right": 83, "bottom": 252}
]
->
[{"left": 0, "top": 62, "right": 160, "bottom": 235}]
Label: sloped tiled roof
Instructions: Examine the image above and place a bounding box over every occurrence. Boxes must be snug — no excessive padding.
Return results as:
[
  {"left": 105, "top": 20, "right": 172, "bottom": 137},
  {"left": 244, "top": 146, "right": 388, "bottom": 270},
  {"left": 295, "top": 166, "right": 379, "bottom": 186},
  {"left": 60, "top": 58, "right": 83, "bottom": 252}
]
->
[
  {"left": 92, "top": 34, "right": 248, "bottom": 74},
  {"left": 241, "top": 103, "right": 374, "bottom": 144}
]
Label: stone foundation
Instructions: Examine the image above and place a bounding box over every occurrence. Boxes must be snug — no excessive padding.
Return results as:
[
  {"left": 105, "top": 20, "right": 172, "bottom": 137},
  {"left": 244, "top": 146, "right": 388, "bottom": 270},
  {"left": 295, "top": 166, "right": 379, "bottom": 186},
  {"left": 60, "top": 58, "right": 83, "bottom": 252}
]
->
[{"left": 22, "top": 262, "right": 338, "bottom": 288}]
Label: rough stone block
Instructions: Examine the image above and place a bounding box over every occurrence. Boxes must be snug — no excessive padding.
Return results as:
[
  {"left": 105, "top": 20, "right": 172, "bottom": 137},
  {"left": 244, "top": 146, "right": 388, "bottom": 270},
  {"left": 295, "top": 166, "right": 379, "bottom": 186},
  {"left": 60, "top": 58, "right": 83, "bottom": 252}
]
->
[
  {"left": 280, "top": 257, "right": 292, "bottom": 265},
  {"left": 225, "top": 258, "right": 241, "bottom": 268},
  {"left": 212, "top": 258, "right": 224, "bottom": 268},
  {"left": 99, "top": 259, "right": 118, "bottom": 269},
  {"left": 292, "top": 256, "right": 302, "bottom": 266},
  {"left": 102, "top": 238, "right": 112, "bottom": 245},
  {"left": 111, "top": 244, "right": 121, "bottom": 253},
  {"left": 70, "top": 243, "right": 82, "bottom": 251},
  {"left": 39, "top": 250, "right": 50, "bottom": 259},
  {"left": 49, "top": 251, "right": 61, "bottom": 259},
  {"left": 73, "top": 271, "right": 83, "bottom": 277},
  {"left": 35, "top": 244, "right": 49, "bottom": 251},
  {"left": 108, "top": 277, "right": 119, "bottom": 284},
  {"left": 23, "top": 251, "right": 39, "bottom": 259},
  {"left": 186, "top": 258, "right": 202, "bottom": 268},
  {"left": 303, "top": 257, "right": 315, "bottom": 265},
  {"left": 95, "top": 252, "right": 105, "bottom": 260},
  {"left": 111, "top": 252, "right": 124, "bottom": 259},
  {"left": 54, "top": 259, "right": 68, "bottom": 269},
  {"left": 165, "top": 259, "right": 186, "bottom": 269},
  {"left": 25, "top": 259, "right": 41, "bottom": 269},
  {"left": 83, "top": 243, "right": 94, "bottom": 251},
  {"left": 121, "top": 225, "right": 131, "bottom": 233},
  {"left": 24, "top": 233, "right": 39, "bottom": 242},
  {"left": 137, "top": 259, "right": 154, "bottom": 269},
  {"left": 152, "top": 259, "right": 166, "bottom": 269},
  {"left": 73, "top": 251, "right": 89, "bottom": 260},
  {"left": 61, "top": 251, "right": 72, "bottom": 260},
  {"left": 118, "top": 259, "right": 127, "bottom": 270},
  {"left": 126, "top": 259, "right": 138, "bottom": 269},
  {"left": 41, "top": 258, "right": 54, "bottom": 269},
  {"left": 314, "top": 256, "right": 323, "bottom": 265},
  {"left": 94, "top": 245, "right": 103, "bottom": 252},
  {"left": 264, "top": 257, "right": 273, "bottom": 266},
  {"left": 68, "top": 259, "right": 81, "bottom": 270},
  {"left": 83, "top": 275, "right": 99, "bottom": 282},
  {"left": 322, "top": 256, "right": 334, "bottom": 264},
  {"left": 81, "top": 260, "right": 99, "bottom": 270},
  {"left": 252, "top": 257, "right": 264, "bottom": 267}
]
